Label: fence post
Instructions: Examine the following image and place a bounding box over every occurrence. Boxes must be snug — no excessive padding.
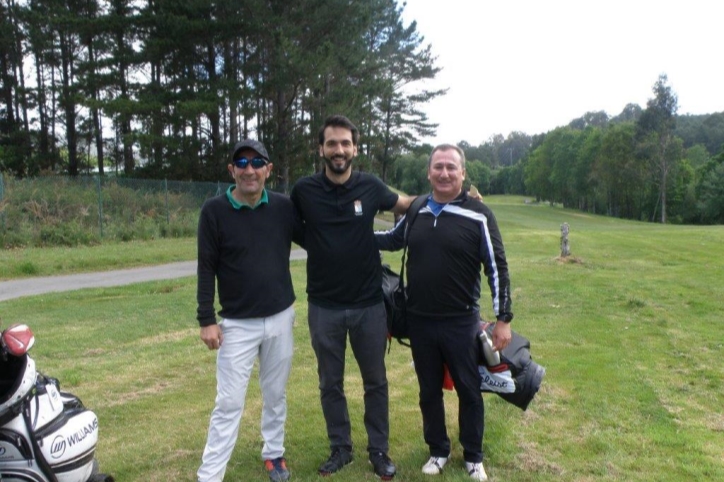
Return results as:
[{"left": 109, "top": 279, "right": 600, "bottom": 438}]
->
[
  {"left": 164, "top": 178, "right": 170, "bottom": 225},
  {"left": 96, "top": 175, "right": 104, "bottom": 238},
  {"left": 0, "top": 172, "right": 5, "bottom": 232}
]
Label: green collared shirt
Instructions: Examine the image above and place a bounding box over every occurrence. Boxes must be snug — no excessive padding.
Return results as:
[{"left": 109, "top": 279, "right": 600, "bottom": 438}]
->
[{"left": 226, "top": 186, "right": 268, "bottom": 210}]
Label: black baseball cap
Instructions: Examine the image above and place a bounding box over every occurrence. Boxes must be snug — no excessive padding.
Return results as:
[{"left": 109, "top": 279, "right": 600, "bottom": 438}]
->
[{"left": 232, "top": 139, "right": 269, "bottom": 161}]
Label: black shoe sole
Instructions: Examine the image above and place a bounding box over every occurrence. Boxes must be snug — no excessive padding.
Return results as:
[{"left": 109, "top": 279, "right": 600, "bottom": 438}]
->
[
  {"left": 369, "top": 462, "right": 396, "bottom": 480},
  {"left": 318, "top": 461, "right": 353, "bottom": 476}
]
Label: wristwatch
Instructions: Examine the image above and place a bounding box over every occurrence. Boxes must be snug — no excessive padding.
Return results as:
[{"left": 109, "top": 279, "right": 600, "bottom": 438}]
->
[{"left": 496, "top": 312, "right": 513, "bottom": 323}]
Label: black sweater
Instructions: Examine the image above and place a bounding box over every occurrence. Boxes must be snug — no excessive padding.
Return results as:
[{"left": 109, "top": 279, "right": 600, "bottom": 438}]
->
[{"left": 196, "top": 190, "right": 302, "bottom": 326}]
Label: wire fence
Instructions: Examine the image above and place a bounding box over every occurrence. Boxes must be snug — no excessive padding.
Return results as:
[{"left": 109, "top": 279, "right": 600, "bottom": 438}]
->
[{"left": 0, "top": 173, "right": 229, "bottom": 248}]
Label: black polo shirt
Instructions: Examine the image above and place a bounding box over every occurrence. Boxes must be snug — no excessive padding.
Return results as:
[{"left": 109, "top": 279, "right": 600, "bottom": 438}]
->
[{"left": 291, "top": 171, "right": 399, "bottom": 308}]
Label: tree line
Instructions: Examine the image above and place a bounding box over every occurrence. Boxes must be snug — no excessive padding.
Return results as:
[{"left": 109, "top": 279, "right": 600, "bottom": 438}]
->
[
  {"left": 387, "top": 75, "right": 724, "bottom": 225},
  {"left": 0, "top": 0, "right": 443, "bottom": 187},
  {"left": 521, "top": 75, "right": 724, "bottom": 224},
  {"left": 3, "top": 2, "right": 723, "bottom": 225}
]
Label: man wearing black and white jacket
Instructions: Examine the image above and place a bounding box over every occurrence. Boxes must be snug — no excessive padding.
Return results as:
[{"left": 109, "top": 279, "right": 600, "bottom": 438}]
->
[{"left": 376, "top": 144, "right": 513, "bottom": 482}]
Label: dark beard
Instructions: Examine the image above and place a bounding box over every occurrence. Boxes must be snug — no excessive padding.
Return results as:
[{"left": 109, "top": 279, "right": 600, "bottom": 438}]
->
[{"left": 324, "top": 155, "right": 352, "bottom": 175}]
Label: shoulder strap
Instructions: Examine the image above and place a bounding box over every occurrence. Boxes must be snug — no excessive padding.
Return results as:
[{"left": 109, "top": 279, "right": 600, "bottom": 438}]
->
[
  {"left": 402, "top": 194, "right": 428, "bottom": 245},
  {"left": 399, "top": 194, "right": 429, "bottom": 286}
]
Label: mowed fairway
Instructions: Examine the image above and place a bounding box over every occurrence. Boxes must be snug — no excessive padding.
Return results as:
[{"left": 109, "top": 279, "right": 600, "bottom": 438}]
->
[{"left": 0, "top": 196, "right": 721, "bottom": 481}]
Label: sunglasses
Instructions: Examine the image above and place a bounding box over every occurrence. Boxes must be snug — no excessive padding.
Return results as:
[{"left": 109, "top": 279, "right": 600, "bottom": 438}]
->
[{"left": 233, "top": 157, "right": 268, "bottom": 169}]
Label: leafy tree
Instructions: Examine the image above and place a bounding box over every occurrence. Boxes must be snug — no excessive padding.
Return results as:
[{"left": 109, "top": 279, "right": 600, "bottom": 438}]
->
[
  {"left": 1, "top": 0, "right": 33, "bottom": 176},
  {"left": 395, "top": 154, "right": 428, "bottom": 195},
  {"left": 524, "top": 129, "right": 558, "bottom": 203},
  {"left": 20, "top": 0, "right": 59, "bottom": 172},
  {"left": 675, "top": 112, "right": 724, "bottom": 156},
  {"left": 3, "top": 1, "right": 444, "bottom": 183},
  {"left": 362, "top": 0, "right": 445, "bottom": 183},
  {"left": 685, "top": 144, "right": 710, "bottom": 168},
  {"left": 667, "top": 157, "right": 696, "bottom": 224},
  {"left": 0, "top": 2, "right": 17, "bottom": 130},
  {"left": 107, "top": 0, "right": 145, "bottom": 176},
  {"left": 74, "top": 0, "right": 109, "bottom": 175},
  {"left": 547, "top": 127, "right": 583, "bottom": 207},
  {"left": 694, "top": 149, "right": 724, "bottom": 224},
  {"left": 699, "top": 113, "right": 724, "bottom": 155},
  {"left": 595, "top": 122, "right": 646, "bottom": 218},
  {"left": 611, "top": 103, "right": 642, "bottom": 124},
  {"left": 464, "top": 160, "right": 491, "bottom": 194},
  {"left": 49, "top": 0, "right": 89, "bottom": 177},
  {"left": 498, "top": 131, "right": 532, "bottom": 167},
  {"left": 487, "top": 133, "right": 505, "bottom": 166},
  {"left": 569, "top": 111, "right": 609, "bottom": 130},
  {"left": 464, "top": 141, "right": 495, "bottom": 167},
  {"left": 573, "top": 127, "right": 603, "bottom": 212},
  {"left": 490, "top": 163, "right": 525, "bottom": 195},
  {"left": 637, "top": 74, "right": 681, "bottom": 223}
]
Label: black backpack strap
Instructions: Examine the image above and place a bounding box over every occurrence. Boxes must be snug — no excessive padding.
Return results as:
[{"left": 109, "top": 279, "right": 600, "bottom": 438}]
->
[
  {"left": 402, "top": 195, "right": 429, "bottom": 243},
  {"left": 384, "top": 194, "right": 429, "bottom": 352},
  {"left": 398, "top": 194, "right": 429, "bottom": 287}
]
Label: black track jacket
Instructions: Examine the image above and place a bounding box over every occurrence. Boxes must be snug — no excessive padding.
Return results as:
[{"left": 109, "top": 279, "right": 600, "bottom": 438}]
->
[{"left": 376, "top": 191, "right": 512, "bottom": 322}]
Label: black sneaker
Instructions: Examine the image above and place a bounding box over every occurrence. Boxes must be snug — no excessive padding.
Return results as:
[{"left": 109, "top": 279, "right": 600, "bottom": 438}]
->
[
  {"left": 369, "top": 451, "right": 396, "bottom": 480},
  {"left": 318, "top": 448, "right": 353, "bottom": 476}
]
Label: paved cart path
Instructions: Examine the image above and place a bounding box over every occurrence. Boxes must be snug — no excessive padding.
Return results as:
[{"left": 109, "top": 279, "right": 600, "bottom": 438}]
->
[{"left": 0, "top": 249, "right": 308, "bottom": 302}]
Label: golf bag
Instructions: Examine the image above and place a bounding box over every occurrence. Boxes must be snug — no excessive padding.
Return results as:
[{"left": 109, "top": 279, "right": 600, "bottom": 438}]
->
[
  {"left": 0, "top": 324, "right": 114, "bottom": 482},
  {"left": 478, "top": 322, "right": 546, "bottom": 411}
]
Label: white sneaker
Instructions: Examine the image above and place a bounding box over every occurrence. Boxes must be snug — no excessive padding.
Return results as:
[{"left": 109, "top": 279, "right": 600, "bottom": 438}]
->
[
  {"left": 422, "top": 456, "right": 448, "bottom": 475},
  {"left": 465, "top": 461, "right": 488, "bottom": 481}
]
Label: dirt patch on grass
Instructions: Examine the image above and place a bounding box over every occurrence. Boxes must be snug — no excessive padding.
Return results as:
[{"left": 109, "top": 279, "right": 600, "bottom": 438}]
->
[
  {"left": 516, "top": 440, "right": 564, "bottom": 474},
  {"left": 103, "top": 379, "right": 175, "bottom": 407},
  {"left": 523, "top": 383, "right": 565, "bottom": 416},
  {"left": 706, "top": 413, "right": 724, "bottom": 432},
  {"left": 136, "top": 328, "right": 196, "bottom": 346},
  {"left": 554, "top": 255, "right": 584, "bottom": 264}
]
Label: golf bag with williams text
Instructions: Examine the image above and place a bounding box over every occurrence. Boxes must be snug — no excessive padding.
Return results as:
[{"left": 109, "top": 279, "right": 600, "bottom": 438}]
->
[{"left": 0, "top": 324, "right": 113, "bottom": 482}]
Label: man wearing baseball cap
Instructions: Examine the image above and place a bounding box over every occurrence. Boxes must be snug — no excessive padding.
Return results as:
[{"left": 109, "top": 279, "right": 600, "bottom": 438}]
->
[{"left": 196, "top": 139, "right": 304, "bottom": 482}]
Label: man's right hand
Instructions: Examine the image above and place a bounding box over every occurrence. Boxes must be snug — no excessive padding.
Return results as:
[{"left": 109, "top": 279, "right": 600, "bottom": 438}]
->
[{"left": 200, "top": 324, "right": 223, "bottom": 350}]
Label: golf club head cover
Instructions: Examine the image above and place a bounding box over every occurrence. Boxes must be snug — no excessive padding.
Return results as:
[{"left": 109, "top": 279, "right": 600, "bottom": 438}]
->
[{"left": 1, "top": 323, "right": 35, "bottom": 356}]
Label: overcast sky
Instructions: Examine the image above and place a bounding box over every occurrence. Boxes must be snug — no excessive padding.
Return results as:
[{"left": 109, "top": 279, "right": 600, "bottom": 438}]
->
[{"left": 400, "top": 0, "right": 723, "bottom": 146}]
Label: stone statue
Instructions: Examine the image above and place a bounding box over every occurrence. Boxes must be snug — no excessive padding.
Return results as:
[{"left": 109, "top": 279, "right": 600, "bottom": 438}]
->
[{"left": 560, "top": 222, "right": 570, "bottom": 257}]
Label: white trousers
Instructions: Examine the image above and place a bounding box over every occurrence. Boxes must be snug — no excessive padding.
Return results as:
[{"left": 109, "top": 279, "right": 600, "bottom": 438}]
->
[{"left": 197, "top": 305, "right": 294, "bottom": 482}]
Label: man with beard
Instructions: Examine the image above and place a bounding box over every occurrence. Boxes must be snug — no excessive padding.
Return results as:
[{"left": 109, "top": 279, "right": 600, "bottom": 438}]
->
[{"left": 290, "top": 115, "right": 412, "bottom": 480}]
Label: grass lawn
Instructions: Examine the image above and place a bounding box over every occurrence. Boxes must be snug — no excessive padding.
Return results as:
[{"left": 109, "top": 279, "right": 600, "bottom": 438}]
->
[{"left": 0, "top": 196, "right": 722, "bottom": 481}]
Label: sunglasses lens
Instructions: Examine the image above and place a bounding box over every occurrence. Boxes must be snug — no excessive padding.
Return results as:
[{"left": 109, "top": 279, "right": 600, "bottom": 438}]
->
[
  {"left": 251, "top": 158, "right": 267, "bottom": 169},
  {"left": 234, "top": 157, "right": 267, "bottom": 169}
]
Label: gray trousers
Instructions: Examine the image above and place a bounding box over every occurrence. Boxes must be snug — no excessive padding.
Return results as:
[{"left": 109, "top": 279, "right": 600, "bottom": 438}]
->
[
  {"left": 308, "top": 301, "right": 389, "bottom": 454},
  {"left": 198, "top": 305, "right": 294, "bottom": 482}
]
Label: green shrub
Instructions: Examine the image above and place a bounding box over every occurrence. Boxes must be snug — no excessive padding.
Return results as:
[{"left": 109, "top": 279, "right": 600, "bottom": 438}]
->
[
  {"left": 15, "top": 260, "right": 38, "bottom": 275},
  {"left": 39, "top": 220, "right": 100, "bottom": 246},
  {"left": 0, "top": 175, "right": 219, "bottom": 247}
]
